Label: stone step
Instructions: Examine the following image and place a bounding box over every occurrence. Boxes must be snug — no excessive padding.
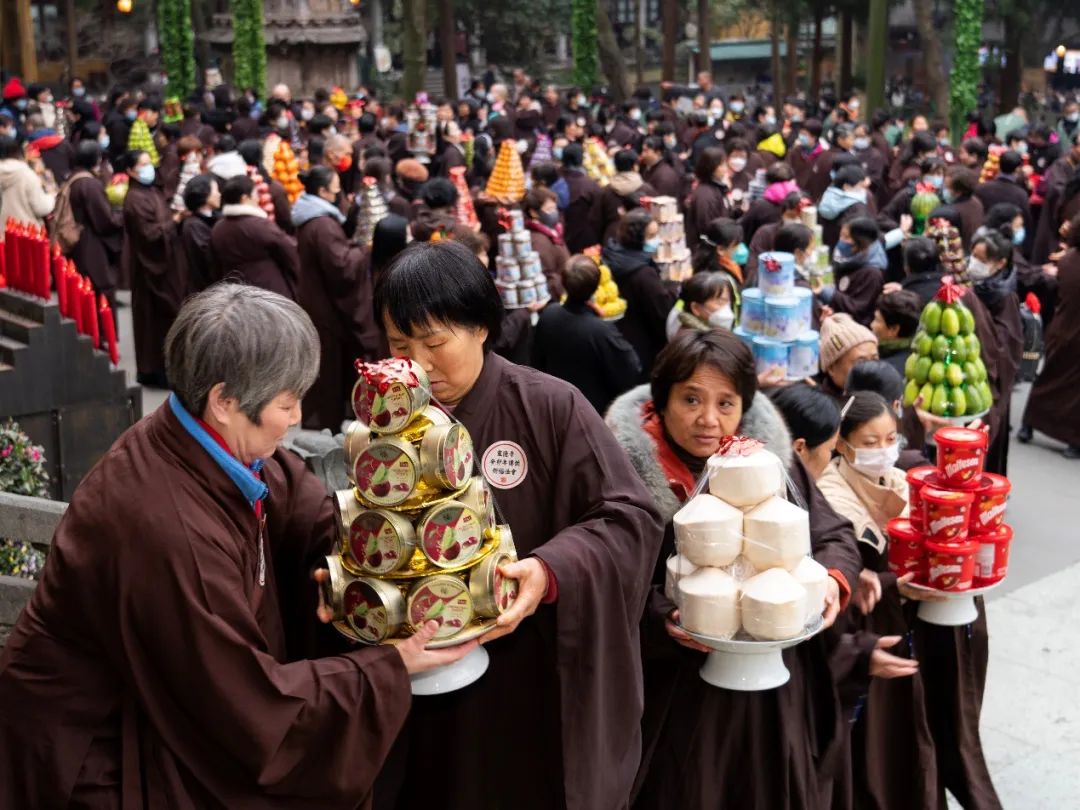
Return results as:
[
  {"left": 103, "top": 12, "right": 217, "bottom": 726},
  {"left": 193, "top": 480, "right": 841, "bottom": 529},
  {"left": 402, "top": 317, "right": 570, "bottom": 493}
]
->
[
  {"left": 0, "top": 334, "right": 27, "bottom": 366},
  {"left": 0, "top": 308, "right": 38, "bottom": 344}
]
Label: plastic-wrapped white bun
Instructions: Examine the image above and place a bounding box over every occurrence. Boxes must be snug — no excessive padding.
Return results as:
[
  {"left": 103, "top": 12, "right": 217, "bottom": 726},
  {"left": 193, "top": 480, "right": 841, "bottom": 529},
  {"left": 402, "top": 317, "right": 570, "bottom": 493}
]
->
[
  {"left": 791, "top": 557, "right": 829, "bottom": 624},
  {"left": 707, "top": 448, "right": 784, "bottom": 508},
  {"left": 664, "top": 554, "right": 699, "bottom": 602},
  {"left": 677, "top": 567, "right": 740, "bottom": 639},
  {"left": 742, "top": 496, "right": 811, "bottom": 572},
  {"left": 673, "top": 494, "right": 743, "bottom": 568},
  {"left": 740, "top": 568, "right": 809, "bottom": 641}
]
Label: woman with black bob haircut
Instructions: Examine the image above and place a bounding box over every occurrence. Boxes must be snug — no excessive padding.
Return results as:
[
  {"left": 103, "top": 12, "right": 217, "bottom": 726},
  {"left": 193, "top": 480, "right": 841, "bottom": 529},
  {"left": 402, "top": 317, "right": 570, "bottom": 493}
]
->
[
  {"left": 665, "top": 266, "right": 739, "bottom": 339},
  {"left": 368, "top": 240, "right": 664, "bottom": 810},
  {"left": 606, "top": 328, "right": 861, "bottom": 810},
  {"left": 768, "top": 382, "right": 841, "bottom": 479},
  {"left": 692, "top": 216, "right": 746, "bottom": 284},
  {"left": 686, "top": 145, "right": 733, "bottom": 245}
]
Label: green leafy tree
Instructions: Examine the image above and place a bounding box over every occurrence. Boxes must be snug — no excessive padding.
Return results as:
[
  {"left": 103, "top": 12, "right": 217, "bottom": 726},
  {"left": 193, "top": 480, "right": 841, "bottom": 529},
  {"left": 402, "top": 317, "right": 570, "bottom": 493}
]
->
[
  {"left": 157, "top": 0, "right": 196, "bottom": 99},
  {"left": 950, "top": 0, "right": 983, "bottom": 136},
  {"left": 572, "top": 0, "right": 598, "bottom": 90},
  {"left": 230, "top": 0, "right": 267, "bottom": 93}
]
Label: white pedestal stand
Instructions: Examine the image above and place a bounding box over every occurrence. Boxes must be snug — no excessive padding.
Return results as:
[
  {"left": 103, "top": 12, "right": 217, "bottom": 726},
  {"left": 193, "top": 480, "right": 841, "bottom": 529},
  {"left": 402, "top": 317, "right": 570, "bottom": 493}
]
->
[
  {"left": 912, "top": 581, "right": 1002, "bottom": 626},
  {"left": 686, "top": 618, "right": 824, "bottom": 692},
  {"left": 410, "top": 645, "right": 490, "bottom": 695}
]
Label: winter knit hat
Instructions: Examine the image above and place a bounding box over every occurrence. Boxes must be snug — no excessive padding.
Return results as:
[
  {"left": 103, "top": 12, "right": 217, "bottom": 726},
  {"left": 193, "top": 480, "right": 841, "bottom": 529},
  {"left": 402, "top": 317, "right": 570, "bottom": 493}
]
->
[
  {"left": 819, "top": 313, "right": 878, "bottom": 372},
  {"left": 3, "top": 77, "right": 26, "bottom": 101},
  {"left": 395, "top": 158, "right": 429, "bottom": 184}
]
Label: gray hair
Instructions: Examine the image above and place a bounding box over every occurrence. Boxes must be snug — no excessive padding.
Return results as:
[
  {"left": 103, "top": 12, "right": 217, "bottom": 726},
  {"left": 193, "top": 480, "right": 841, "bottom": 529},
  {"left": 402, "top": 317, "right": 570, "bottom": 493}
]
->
[{"left": 165, "top": 284, "right": 320, "bottom": 423}]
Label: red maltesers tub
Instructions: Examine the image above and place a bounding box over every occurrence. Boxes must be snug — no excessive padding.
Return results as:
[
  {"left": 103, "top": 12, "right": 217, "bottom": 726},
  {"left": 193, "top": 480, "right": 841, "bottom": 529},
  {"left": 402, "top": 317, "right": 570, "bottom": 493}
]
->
[
  {"left": 971, "top": 474, "right": 1011, "bottom": 536},
  {"left": 973, "top": 524, "right": 1013, "bottom": 587},
  {"left": 906, "top": 466, "right": 938, "bottom": 533},
  {"left": 886, "top": 517, "right": 925, "bottom": 581},
  {"left": 922, "top": 487, "right": 975, "bottom": 545},
  {"left": 925, "top": 539, "right": 978, "bottom": 591},
  {"left": 935, "top": 427, "right": 989, "bottom": 490}
]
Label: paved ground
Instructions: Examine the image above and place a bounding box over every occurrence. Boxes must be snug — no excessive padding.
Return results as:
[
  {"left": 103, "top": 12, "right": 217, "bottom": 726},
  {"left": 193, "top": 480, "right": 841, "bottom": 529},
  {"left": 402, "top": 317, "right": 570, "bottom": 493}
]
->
[{"left": 114, "top": 294, "right": 1077, "bottom": 807}]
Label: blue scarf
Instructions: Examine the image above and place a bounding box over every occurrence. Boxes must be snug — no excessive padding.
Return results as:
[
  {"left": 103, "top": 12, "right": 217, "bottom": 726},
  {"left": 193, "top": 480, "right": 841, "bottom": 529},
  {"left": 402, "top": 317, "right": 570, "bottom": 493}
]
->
[{"left": 169, "top": 393, "right": 267, "bottom": 510}]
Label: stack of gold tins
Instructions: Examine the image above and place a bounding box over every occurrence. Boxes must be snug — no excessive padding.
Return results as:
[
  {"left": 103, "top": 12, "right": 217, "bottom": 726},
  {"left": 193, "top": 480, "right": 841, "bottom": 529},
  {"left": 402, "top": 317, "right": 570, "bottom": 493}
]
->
[{"left": 321, "top": 357, "right": 519, "bottom": 648}]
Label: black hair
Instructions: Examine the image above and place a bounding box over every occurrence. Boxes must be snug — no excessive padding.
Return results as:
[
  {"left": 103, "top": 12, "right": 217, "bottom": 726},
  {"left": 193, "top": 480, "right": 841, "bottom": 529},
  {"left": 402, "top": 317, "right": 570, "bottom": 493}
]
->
[
  {"left": 307, "top": 137, "right": 325, "bottom": 166},
  {"left": 845, "top": 362, "right": 905, "bottom": 406},
  {"left": 694, "top": 146, "right": 726, "bottom": 184},
  {"left": 960, "top": 137, "right": 988, "bottom": 163},
  {"left": 221, "top": 174, "right": 255, "bottom": 205},
  {"left": 358, "top": 112, "right": 377, "bottom": 134},
  {"left": 900, "top": 131, "right": 937, "bottom": 166},
  {"left": 651, "top": 329, "right": 757, "bottom": 414},
  {"left": 871, "top": 109, "right": 891, "bottom": 132},
  {"left": 903, "top": 236, "right": 940, "bottom": 276},
  {"left": 522, "top": 186, "right": 556, "bottom": 216},
  {"left": 774, "top": 223, "right": 813, "bottom": 254},
  {"left": 0, "top": 137, "right": 20, "bottom": 161},
  {"left": 946, "top": 165, "right": 977, "bottom": 197},
  {"left": 122, "top": 149, "right": 148, "bottom": 173},
  {"left": 918, "top": 156, "right": 945, "bottom": 174},
  {"left": 363, "top": 156, "right": 392, "bottom": 185},
  {"left": 561, "top": 142, "right": 584, "bottom": 168},
  {"left": 613, "top": 149, "right": 638, "bottom": 173},
  {"left": 530, "top": 161, "right": 559, "bottom": 188},
  {"left": 768, "top": 383, "right": 841, "bottom": 450},
  {"left": 307, "top": 114, "right": 334, "bottom": 136},
  {"left": 563, "top": 255, "right": 601, "bottom": 304},
  {"left": 74, "top": 140, "right": 102, "bottom": 171},
  {"left": 875, "top": 290, "right": 922, "bottom": 337},
  {"left": 419, "top": 177, "right": 458, "bottom": 210},
  {"left": 137, "top": 98, "right": 161, "bottom": 112},
  {"left": 617, "top": 207, "right": 655, "bottom": 251},
  {"left": 371, "top": 213, "right": 409, "bottom": 277},
  {"left": 984, "top": 202, "right": 1022, "bottom": 238},
  {"left": 971, "top": 230, "right": 1012, "bottom": 263},
  {"left": 846, "top": 217, "right": 880, "bottom": 248},
  {"left": 779, "top": 192, "right": 804, "bottom": 213},
  {"left": 183, "top": 173, "right": 215, "bottom": 212},
  {"left": 374, "top": 240, "right": 503, "bottom": 348},
  {"left": 237, "top": 139, "right": 262, "bottom": 167},
  {"left": 801, "top": 119, "right": 823, "bottom": 138},
  {"left": 216, "top": 133, "right": 237, "bottom": 153},
  {"left": 834, "top": 164, "right": 866, "bottom": 188},
  {"left": 838, "top": 390, "right": 893, "bottom": 438},
  {"left": 927, "top": 204, "right": 962, "bottom": 229},
  {"left": 1005, "top": 129, "right": 1026, "bottom": 145},
  {"left": 641, "top": 135, "right": 664, "bottom": 154},
  {"left": 765, "top": 162, "right": 794, "bottom": 184},
  {"left": 999, "top": 150, "right": 1023, "bottom": 175},
  {"left": 833, "top": 123, "right": 854, "bottom": 142},
  {"left": 302, "top": 164, "right": 337, "bottom": 195},
  {"left": 691, "top": 217, "right": 741, "bottom": 273},
  {"left": 679, "top": 270, "right": 736, "bottom": 308}
]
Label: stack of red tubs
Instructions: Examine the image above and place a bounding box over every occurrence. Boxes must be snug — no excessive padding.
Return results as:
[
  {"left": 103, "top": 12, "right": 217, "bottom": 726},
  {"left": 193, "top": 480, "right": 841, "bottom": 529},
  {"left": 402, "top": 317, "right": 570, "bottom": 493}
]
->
[{"left": 887, "top": 427, "right": 1013, "bottom": 591}]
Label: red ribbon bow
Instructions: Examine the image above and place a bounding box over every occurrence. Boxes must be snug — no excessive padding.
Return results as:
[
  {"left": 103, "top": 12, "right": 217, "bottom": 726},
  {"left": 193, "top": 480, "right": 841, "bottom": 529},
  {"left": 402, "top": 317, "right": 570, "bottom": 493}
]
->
[
  {"left": 716, "top": 436, "right": 764, "bottom": 457},
  {"left": 934, "top": 278, "right": 965, "bottom": 305},
  {"left": 354, "top": 358, "right": 421, "bottom": 395}
]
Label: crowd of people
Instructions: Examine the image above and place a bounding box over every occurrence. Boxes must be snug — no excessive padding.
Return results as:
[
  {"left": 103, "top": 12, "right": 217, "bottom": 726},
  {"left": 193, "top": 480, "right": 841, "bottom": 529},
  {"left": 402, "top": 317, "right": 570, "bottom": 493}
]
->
[{"left": 0, "top": 64, "right": 1079, "bottom": 809}]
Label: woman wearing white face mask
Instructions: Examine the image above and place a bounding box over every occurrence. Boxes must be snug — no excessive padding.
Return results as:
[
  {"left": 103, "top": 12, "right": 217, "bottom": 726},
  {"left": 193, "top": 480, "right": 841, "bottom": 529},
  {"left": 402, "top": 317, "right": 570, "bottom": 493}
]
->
[{"left": 664, "top": 267, "right": 739, "bottom": 339}]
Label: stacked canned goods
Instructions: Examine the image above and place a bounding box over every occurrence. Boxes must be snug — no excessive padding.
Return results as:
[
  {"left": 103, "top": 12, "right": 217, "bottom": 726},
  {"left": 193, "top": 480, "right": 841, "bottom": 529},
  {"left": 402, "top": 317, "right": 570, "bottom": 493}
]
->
[
  {"left": 493, "top": 214, "right": 551, "bottom": 309},
  {"left": 321, "top": 358, "right": 519, "bottom": 646}
]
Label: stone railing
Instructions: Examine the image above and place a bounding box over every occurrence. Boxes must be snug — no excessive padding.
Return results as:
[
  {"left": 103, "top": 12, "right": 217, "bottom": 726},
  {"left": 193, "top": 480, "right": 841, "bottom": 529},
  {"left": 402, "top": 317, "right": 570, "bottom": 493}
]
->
[{"left": 0, "top": 492, "right": 66, "bottom": 648}]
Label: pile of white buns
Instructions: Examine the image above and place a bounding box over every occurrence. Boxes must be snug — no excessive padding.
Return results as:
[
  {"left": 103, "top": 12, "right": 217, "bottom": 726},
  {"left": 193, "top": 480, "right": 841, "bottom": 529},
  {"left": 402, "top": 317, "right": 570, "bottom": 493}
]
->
[{"left": 668, "top": 439, "right": 829, "bottom": 641}]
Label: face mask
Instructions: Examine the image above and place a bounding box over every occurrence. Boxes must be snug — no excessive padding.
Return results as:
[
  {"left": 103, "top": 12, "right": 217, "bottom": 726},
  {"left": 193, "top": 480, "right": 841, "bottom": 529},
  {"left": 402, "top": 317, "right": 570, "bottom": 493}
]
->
[
  {"left": 629, "top": 109, "right": 641, "bottom": 122},
  {"left": 663, "top": 136, "right": 677, "bottom": 150},
  {"left": 942, "top": 188, "right": 956, "bottom": 204},
  {"left": 939, "top": 137, "right": 951, "bottom": 148},
  {"left": 926, "top": 175, "right": 944, "bottom": 190},
  {"left": 72, "top": 87, "right": 86, "bottom": 98},
  {"left": 1015, "top": 142, "right": 1027, "bottom": 155},
  {"left": 15, "top": 99, "right": 27, "bottom": 110},
  {"left": 99, "top": 134, "right": 110, "bottom": 150},
  {"left": 847, "top": 441, "right": 899, "bottom": 479},
  {"left": 643, "top": 237, "right": 660, "bottom": 255},
  {"left": 301, "top": 108, "right": 314, "bottom": 121},
  {"left": 797, "top": 133, "right": 811, "bottom": 148},
  {"left": 765, "top": 115, "right": 777, "bottom": 126},
  {"left": 327, "top": 126, "right": 337, "bottom": 136},
  {"left": 710, "top": 106, "right": 723, "bottom": 119},
  {"left": 966, "top": 256, "right": 995, "bottom": 280},
  {"left": 552, "top": 146, "right": 564, "bottom": 161},
  {"left": 731, "top": 242, "right": 750, "bottom": 265},
  {"left": 1067, "top": 112, "right": 1080, "bottom": 123},
  {"left": 577, "top": 95, "right": 587, "bottom": 107},
  {"left": 335, "top": 155, "right": 353, "bottom": 173},
  {"left": 854, "top": 136, "right": 870, "bottom": 151},
  {"left": 43, "top": 95, "right": 53, "bottom": 105},
  {"left": 125, "top": 109, "right": 136, "bottom": 121},
  {"left": 276, "top": 115, "right": 289, "bottom": 130},
  {"left": 1013, "top": 227, "right": 1026, "bottom": 246},
  {"left": 730, "top": 101, "right": 744, "bottom": 114},
  {"left": 135, "top": 164, "right": 155, "bottom": 186},
  {"left": 539, "top": 209, "right": 560, "bottom": 228},
  {"left": 729, "top": 156, "right": 747, "bottom": 173},
  {"left": 707, "top": 304, "right": 735, "bottom": 331},
  {"left": 848, "top": 100, "right": 861, "bottom": 112}
]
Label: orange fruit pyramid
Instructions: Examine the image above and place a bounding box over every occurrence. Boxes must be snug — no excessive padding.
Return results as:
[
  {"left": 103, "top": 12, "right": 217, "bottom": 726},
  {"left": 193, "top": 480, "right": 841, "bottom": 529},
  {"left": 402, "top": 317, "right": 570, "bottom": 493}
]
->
[{"left": 485, "top": 140, "right": 525, "bottom": 201}]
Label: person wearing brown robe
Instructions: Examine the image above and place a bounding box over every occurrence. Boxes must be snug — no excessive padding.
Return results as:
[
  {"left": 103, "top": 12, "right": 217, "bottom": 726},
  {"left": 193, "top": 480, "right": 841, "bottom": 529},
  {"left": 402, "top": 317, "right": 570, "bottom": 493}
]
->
[
  {"left": 807, "top": 126, "right": 856, "bottom": 203},
  {"left": 685, "top": 173, "right": 734, "bottom": 247},
  {"left": 211, "top": 175, "right": 299, "bottom": 300},
  {"left": 68, "top": 142, "right": 123, "bottom": 323},
  {"left": 371, "top": 241, "right": 664, "bottom": 810},
  {"left": 560, "top": 143, "right": 602, "bottom": 253},
  {"left": 605, "top": 338, "right": 861, "bottom": 810},
  {"left": 122, "top": 153, "right": 185, "bottom": 386},
  {"left": 1031, "top": 136, "right": 1080, "bottom": 265},
  {"left": 292, "top": 173, "right": 381, "bottom": 432},
  {"left": 640, "top": 136, "right": 683, "bottom": 199},
  {"left": 589, "top": 157, "right": 657, "bottom": 247},
  {"left": 523, "top": 187, "right": 572, "bottom": 299},
  {"left": 0, "top": 285, "right": 425, "bottom": 808},
  {"left": 946, "top": 167, "right": 985, "bottom": 251},
  {"left": 1021, "top": 225, "right": 1080, "bottom": 455}
]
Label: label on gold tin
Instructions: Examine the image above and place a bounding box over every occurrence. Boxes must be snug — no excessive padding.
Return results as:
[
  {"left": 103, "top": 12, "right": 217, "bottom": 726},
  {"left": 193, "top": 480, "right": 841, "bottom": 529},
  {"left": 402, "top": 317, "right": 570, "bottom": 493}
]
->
[
  {"left": 355, "top": 442, "right": 418, "bottom": 505},
  {"left": 493, "top": 566, "right": 519, "bottom": 614},
  {"left": 420, "top": 504, "right": 482, "bottom": 566},
  {"left": 408, "top": 577, "right": 473, "bottom": 639},
  {"left": 350, "top": 512, "right": 407, "bottom": 574},
  {"left": 344, "top": 580, "right": 390, "bottom": 643},
  {"left": 442, "top": 425, "right": 475, "bottom": 489}
]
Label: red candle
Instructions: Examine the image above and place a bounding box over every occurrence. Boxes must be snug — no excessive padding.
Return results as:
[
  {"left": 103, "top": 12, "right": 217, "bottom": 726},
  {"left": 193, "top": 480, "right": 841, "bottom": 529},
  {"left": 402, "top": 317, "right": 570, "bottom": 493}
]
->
[
  {"left": 100, "top": 295, "right": 119, "bottom": 365},
  {"left": 2, "top": 226, "right": 13, "bottom": 291},
  {"left": 65, "top": 265, "right": 81, "bottom": 323},
  {"left": 53, "top": 247, "right": 66, "bottom": 313},
  {"left": 9, "top": 223, "right": 24, "bottom": 292},
  {"left": 83, "top": 280, "right": 99, "bottom": 348},
  {"left": 36, "top": 226, "right": 50, "bottom": 300},
  {"left": 18, "top": 224, "right": 33, "bottom": 294}
]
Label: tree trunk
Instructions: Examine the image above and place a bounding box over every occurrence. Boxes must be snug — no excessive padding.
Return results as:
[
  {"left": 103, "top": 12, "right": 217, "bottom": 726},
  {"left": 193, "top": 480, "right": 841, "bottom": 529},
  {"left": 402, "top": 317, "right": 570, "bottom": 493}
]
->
[
  {"left": 912, "top": 0, "right": 949, "bottom": 119},
  {"left": 190, "top": 0, "right": 211, "bottom": 78},
  {"left": 15, "top": 0, "right": 37, "bottom": 82},
  {"left": 865, "top": 0, "right": 887, "bottom": 115},
  {"left": 661, "top": 0, "right": 677, "bottom": 82},
  {"left": 635, "top": 0, "right": 644, "bottom": 87},
  {"left": 810, "top": 5, "right": 823, "bottom": 101},
  {"left": 838, "top": 10, "right": 852, "bottom": 98},
  {"left": 597, "top": 0, "right": 631, "bottom": 101},
  {"left": 998, "top": 15, "right": 1023, "bottom": 114},
  {"left": 402, "top": 0, "right": 427, "bottom": 99},
  {"left": 439, "top": 0, "right": 457, "bottom": 100},
  {"left": 64, "top": 0, "right": 77, "bottom": 82},
  {"left": 770, "top": 3, "right": 783, "bottom": 104},
  {"left": 696, "top": 0, "right": 710, "bottom": 75},
  {"left": 785, "top": 15, "right": 798, "bottom": 100}
]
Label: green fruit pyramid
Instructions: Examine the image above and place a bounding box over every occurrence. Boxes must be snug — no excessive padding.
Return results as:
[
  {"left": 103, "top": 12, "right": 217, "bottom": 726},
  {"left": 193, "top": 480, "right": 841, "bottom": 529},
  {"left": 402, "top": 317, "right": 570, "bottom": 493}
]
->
[{"left": 902, "top": 280, "right": 992, "bottom": 417}]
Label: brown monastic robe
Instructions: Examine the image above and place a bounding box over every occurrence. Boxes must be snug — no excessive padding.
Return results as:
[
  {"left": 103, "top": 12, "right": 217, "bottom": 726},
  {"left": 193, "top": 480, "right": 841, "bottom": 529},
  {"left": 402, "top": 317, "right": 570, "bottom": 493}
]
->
[
  {"left": 0, "top": 404, "right": 412, "bottom": 808},
  {"left": 69, "top": 171, "right": 124, "bottom": 312},
  {"left": 122, "top": 180, "right": 186, "bottom": 377},
  {"left": 374, "top": 353, "right": 664, "bottom": 810}
]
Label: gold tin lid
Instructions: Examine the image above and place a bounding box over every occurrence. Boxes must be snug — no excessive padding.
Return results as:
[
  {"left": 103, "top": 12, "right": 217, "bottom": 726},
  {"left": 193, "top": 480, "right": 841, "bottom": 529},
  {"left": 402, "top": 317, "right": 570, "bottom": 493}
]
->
[
  {"left": 416, "top": 501, "right": 483, "bottom": 569},
  {"left": 320, "top": 554, "right": 355, "bottom": 622},
  {"left": 354, "top": 436, "right": 421, "bottom": 508},
  {"left": 460, "top": 476, "right": 497, "bottom": 532},
  {"left": 344, "top": 577, "right": 407, "bottom": 644},
  {"left": 406, "top": 574, "right": 474, "bottom": 640},
  {"left": 469, "top": 551, "right": 519, "bottom": 618},
  {"left": 352, "top": 359, "right": 432, "bottom": 434},
  {"left": 419, "top": 423, "right": 476, "bottom": 490},
  {"left": 343, "top": 421, "right": 372, "bottom": 484},
  {"left": 347, "top": 508, "right": 418, "bottom": 575},
  {"left": 334, "top": 488, "right": 364, "bottom": 551}
]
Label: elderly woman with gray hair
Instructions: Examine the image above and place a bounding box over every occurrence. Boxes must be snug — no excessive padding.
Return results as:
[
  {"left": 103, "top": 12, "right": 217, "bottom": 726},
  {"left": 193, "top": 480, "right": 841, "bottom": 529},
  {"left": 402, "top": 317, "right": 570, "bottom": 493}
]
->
[{"left": 0, "top": 284, "right": 470, "bottom": 809}]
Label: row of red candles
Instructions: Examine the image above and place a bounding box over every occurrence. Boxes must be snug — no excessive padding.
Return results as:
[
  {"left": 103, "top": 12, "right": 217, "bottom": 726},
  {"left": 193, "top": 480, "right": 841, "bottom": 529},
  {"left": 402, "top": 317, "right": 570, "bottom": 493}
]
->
[
  {"left": 886, "top": 427, "right": 1013, "bottom": 592},
  {"left": 0, "top": 220, "right": 119, "bottom": 365}
]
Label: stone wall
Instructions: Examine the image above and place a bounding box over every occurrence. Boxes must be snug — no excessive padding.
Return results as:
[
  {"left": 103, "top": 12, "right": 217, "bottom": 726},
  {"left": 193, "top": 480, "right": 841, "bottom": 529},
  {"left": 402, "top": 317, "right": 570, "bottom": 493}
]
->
[{"left": 0, "top": 492, "right": 65, "bottom": 648}]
